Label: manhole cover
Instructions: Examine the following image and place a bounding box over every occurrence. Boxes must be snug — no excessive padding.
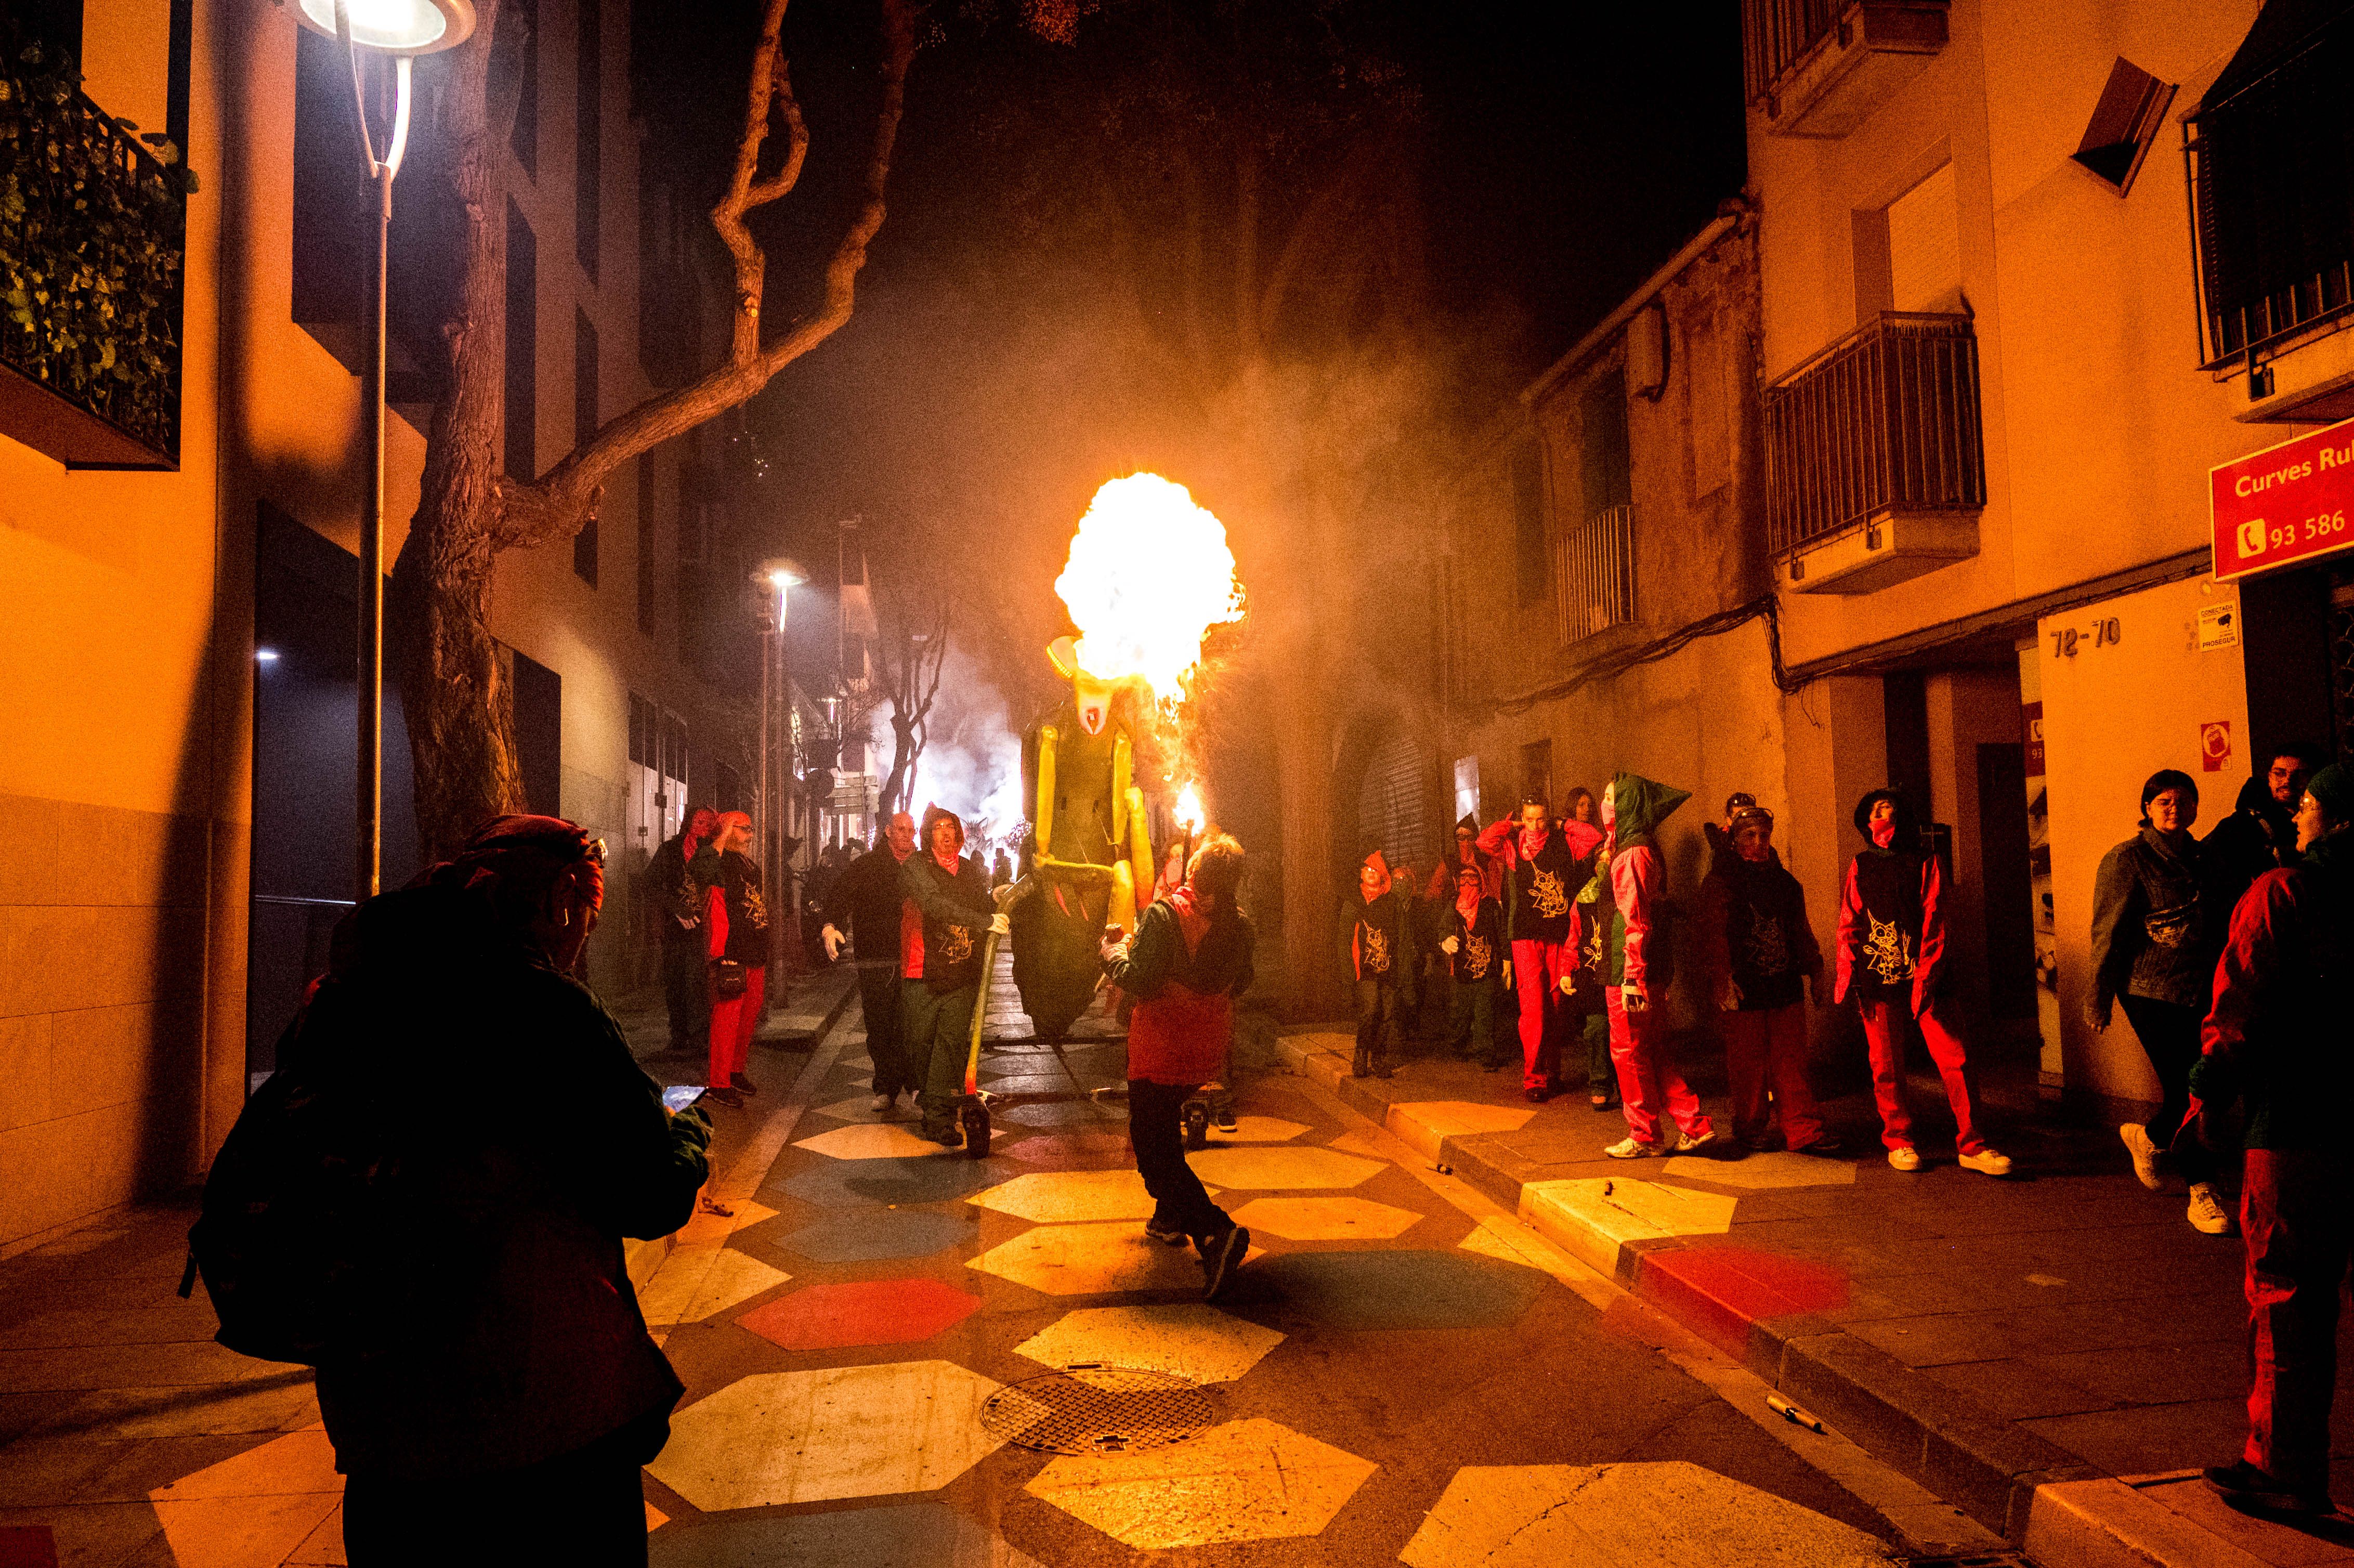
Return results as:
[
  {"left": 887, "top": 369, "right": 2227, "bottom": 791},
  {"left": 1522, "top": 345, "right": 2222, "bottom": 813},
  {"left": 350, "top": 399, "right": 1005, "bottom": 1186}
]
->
[{"left": 980, "top": 1365, "right": 1215, "bottom": 1455}]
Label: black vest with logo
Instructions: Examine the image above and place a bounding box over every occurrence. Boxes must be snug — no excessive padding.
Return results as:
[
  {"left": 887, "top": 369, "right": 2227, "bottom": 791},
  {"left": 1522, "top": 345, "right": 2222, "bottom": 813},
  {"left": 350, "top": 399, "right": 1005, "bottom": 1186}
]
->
[
  {"left": 1848, "top": 848, "right": 1923, "bottom": 999},
  {"left": 715, "top": 852, "right": 769, "bottom": 966},
  {"left": 1510, "top": 834, "right": 1581, "bottom": 945}
]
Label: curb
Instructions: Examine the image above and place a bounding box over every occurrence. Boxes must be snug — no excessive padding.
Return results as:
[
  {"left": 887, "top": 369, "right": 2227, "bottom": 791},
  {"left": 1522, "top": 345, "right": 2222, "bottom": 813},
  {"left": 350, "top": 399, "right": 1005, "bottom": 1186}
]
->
[{"left": 1268, "top": 1031, "right": 2255, "bottom": 1567}]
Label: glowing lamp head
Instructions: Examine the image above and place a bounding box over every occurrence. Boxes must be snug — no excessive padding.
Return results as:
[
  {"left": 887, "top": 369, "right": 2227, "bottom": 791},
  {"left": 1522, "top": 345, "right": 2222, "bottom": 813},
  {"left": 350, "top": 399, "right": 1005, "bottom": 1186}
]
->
[{"left": 295, "top": 0, "right": 476, "bottom": 54}]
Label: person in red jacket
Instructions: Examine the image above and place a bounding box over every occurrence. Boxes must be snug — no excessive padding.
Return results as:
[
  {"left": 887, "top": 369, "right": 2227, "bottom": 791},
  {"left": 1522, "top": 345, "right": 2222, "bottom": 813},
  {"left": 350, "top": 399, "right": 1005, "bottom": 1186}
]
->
[
  {"left": 1599, "top": 772, "right": 1713, "bottom": 1157},
  {"left": 1478, "top": 798, "right": 1603, "bottom": 1102},
  {"left": 1103, "top": 833, "right": 1256, "bottom": 1302},
  {"left": 2191, "top": 764, "right": 2354, "bottom": 1517},
  {"left": 695, "top": 812, "right": 768, "bottom": 1108},
  {"left": 1835, "top": 789, "right": 2010, "bottom": 1175}
]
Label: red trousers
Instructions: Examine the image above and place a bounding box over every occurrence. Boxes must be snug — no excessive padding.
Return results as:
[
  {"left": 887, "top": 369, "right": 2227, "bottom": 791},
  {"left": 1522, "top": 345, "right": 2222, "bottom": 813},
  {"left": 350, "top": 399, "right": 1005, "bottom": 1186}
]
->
[
  {"left": 1606, "top": 985, "right": 1710, "bottom": 1146},
  {"left": 708, "top": 965, "right": 766, "bottom": 1088},
  {"left": 1857, "top": 997, "right": 1983, "bottom": 1155},
  {"left": 1721, "top": 1005, "right": 1822, "bottom": 1149},
  {"left": 2240, "top": 1149, "right": 2351, "bottom": 1494},
  {"left": 1510, "top": 939, "right": 1571, "bottom": 1091}
]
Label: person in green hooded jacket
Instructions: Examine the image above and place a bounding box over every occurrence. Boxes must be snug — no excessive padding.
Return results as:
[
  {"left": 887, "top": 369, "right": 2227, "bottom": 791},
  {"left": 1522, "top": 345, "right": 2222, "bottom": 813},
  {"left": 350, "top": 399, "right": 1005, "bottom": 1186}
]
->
[{"left": 1598, "top": 772, "right": 1717, "bottom": 1158}]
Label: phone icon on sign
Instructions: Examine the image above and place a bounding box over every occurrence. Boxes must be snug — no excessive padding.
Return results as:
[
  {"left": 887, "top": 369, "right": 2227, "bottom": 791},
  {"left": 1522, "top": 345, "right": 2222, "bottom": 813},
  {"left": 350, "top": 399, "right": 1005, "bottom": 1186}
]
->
[{"left": 2240, "top": 519, "right": 2268, "bottom": 558}]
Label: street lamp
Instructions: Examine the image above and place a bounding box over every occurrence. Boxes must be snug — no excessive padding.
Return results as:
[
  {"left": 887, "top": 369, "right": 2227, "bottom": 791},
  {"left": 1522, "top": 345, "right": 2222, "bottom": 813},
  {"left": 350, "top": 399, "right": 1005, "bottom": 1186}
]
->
[
  {"left": 752, "top": 558, "right": 805, "bottom": 995},
  {"left": 291, "top": 0, "right": 476, "bottom": 900}
]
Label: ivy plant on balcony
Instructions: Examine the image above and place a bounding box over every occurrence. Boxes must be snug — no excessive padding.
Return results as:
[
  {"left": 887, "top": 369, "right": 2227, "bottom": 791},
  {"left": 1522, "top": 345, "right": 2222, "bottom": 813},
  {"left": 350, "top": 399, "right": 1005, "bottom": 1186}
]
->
[{"left": 0, "top": 34, "right": 196, "bottom": 458}]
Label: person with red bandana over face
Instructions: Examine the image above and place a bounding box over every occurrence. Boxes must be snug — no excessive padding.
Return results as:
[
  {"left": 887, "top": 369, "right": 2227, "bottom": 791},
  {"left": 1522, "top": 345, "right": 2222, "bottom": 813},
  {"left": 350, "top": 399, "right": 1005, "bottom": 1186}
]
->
[
  {"left": 292, "top": 815, "right": 714, "bottom": 1567},
  {"left": 694, "top": 812, "right": 768, "bottom": 1108},
  {"left": 1426, "top": 813, "right": 1503, "bottom": 905},
  {"left": 1598, "top": 772, "right": 1715, "bottom": 1156},
  {"left": 1103, "top": 832, "right": 1257, "bottom": 1302},
  {"left": 819, "top": 812, "right": 921, "bottom": 1117},
  {"left": 1478, "top": 796, "right": 1603, "bottom": 1102},
  {"left": 1835, "top": 788, "right": 2011, "bottom": 1175},
  {"left": 1439, "top": 861, "right": 1507, "bottom": 1066}
]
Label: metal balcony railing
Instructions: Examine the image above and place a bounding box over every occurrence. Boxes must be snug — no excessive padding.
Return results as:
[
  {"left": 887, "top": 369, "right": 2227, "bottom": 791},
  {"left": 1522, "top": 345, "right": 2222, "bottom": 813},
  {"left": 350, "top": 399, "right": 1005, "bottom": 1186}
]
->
[
  {"left": 1554, "top": 504, "right": 1637, "bottom": 648},
  {"left": 2186, "top": 6, "right": 2354, "bottom": 370},
  {"left": 1742, "top": 0, "right": 1842, "bottom": 103},
  {"left": 0, "top": 41, "right": 187, "bottom": 464},
  {"left": 1762, "top": 311, "right": 1985, "bottom": 558}
]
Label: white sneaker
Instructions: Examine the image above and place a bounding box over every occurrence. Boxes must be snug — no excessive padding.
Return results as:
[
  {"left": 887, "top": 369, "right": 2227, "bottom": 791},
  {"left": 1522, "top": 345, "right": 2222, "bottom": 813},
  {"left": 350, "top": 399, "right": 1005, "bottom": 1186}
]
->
[
  {"left": 870, "top": 1091, "right": 896, "bottom": 1117},
  {"left": 1887, "top": 1146, "right": 1922, "bottom": 1172},
  {"left": 2120, "top": 1123, "right": 2162, "bottom": 1190},
  {"left": 1605, "top": 1136, "right": 1669, "bottom": 1159},
  {"left": 1673, "top": 1127, "right": 1717, "bottom": 1154},
  {"left": 1959, "top": 1148, "right": 2015, "bottom": 1178},
  {"left": 2187, "top": 1183, "right": 2233, "bottom": 1235}
]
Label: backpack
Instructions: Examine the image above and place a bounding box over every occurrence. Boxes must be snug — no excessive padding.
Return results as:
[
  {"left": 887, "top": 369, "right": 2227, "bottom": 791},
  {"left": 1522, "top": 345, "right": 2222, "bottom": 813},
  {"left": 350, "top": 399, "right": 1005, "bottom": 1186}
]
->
[{"left": 181, "top": 1004, "right": 423, "bottom": 1367}]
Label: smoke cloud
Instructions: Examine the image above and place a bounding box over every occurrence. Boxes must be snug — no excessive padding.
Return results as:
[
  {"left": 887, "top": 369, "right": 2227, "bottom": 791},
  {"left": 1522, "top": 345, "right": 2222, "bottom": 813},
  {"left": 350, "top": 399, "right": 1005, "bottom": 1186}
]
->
[{"left": 895, "top": 642, "right": 1027, "bottom": 857}]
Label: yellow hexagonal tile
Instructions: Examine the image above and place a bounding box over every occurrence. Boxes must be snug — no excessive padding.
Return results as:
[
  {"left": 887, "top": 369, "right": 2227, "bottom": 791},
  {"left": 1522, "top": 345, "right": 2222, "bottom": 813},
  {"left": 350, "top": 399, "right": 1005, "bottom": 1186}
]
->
[
  {"left": 795, "top": 1122, "right": 959, "bottom": 1160},
  {"left": 1209, "top": 1116, "right": 1311, "bottom": 1143},
  {"left": 1400, "top": 1461, "right": 1888, "bottom": 1567},
  {"left": 1026, "top": 1417, "right": 1375, "bottom": 1548},
  {"left": 970, "top": 1169, "right": 1211, "bottom": 1224},
  {"left": 967, "top": 1221, "right": 1259, "bottom": 1296},
  {"left": 1186, "top": 1146, "right": 1384, "bottom": 1191},
  {"left": 1227, "top": 1196, "right": 1422, "bottom": 1242},
  {"left": 1013, "top": 1304, "right": 1284, "bottom": 1383},
  {"left": 647, "top": 1361, "right": 1006, "bottom": 1509}
]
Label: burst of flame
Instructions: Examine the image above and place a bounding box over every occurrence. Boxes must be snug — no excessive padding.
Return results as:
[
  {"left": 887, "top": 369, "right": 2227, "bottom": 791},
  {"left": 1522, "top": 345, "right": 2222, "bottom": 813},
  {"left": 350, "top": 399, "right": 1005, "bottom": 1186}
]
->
[
  {"left": 1174, "top": 782, "right": 1206, "bottom": 834},
  {"left": 1054, "top": 474, "right": 1245, "bottom": 700}
]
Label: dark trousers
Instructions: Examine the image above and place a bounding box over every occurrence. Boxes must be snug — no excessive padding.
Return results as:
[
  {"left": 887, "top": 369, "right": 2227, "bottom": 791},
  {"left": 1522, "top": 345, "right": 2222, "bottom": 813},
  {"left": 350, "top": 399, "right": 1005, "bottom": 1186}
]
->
[
  {"left": 858, "top": 961, "right": 915, "bottom": 1099},
  {"left": 660, "top": 937, "right": 707, "bottom": 1050},
  {"left": 1446, "top": 978, "right": 1497, "bottom": 1062},
  {"left": 1580, "top": 1008, "right": 1613, "bottom": 1093},
  {"left": 903, "top": 979, "right": 979, "bottom": 1129},
  {"left": 2120, "top": 992, "right": 2214, "bottom": 1185},
  {"left": 1354, "top": 979, "right": 1402, "bottom": 1064},
  {"left": 343, "top": 1412, "right": 666, "bottom": 1566},
  {"left": 1129, "top": 1078, "right": 1233, "bottom": 1245},
  {"left": 2240, "top": 1149, "right": 2352, "bottom": 1493}
]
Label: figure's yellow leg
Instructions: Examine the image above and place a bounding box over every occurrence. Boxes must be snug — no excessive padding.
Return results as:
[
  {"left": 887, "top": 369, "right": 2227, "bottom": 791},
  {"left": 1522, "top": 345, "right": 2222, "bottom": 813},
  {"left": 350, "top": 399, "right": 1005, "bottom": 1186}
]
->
[
  {"left": 1110, "top": 860, "right": 1138, "bottom": 934},
  {"left": 1126, "top": 785, "right": 1154, "bottom": 906},
  {"left": 1035, "top": 725, "right": 1059, "bottom": 856},
  {"left": 1111, "top": 733, "right": 1133, "bottom": 848}
]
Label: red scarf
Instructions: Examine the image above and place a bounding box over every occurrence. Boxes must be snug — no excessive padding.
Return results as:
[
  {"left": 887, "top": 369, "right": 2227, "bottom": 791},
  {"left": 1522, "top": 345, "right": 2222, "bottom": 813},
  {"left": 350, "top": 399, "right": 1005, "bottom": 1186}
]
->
[
  {"left": 931, "top": 842, "right": 962, "bottom": 874},
  {"left": 1455, "top": 881, "right": 1480, "bottom": 923},
  {"left": 1518, "top": 825, "right": 1549, "bottom": 864}
]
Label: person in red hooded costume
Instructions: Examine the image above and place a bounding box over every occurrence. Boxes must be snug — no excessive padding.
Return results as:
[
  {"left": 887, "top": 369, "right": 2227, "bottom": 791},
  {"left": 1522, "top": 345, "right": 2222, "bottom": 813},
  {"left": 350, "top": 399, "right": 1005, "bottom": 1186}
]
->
[
  {"left": 1479, "top": 796, "right": 1603, "bottom": 1102},
  {"left": 694, "top": 812, "right": 768, "bottom": 1108}
]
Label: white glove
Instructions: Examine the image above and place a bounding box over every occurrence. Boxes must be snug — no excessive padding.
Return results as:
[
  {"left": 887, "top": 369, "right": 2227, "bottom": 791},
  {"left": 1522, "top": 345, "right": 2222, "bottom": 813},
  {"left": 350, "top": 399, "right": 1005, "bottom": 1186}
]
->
[
  {"left": 989, "top": 913, "right": 1011, "bottom": 937},
  {"left": 1623, "top": 987, "right": 1648, "bottom": 1013},
  {"left": 821, "top": 924, "right": 845, "bottom": 962},
  {"left": 1440, "top": 935, "right": 1459, "bottom": 956}
]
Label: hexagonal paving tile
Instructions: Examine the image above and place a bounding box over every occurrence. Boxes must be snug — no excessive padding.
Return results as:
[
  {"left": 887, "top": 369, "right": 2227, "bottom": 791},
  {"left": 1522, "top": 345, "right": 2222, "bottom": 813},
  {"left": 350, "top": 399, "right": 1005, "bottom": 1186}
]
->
[
  {"left": 1400, "top": 1461, "right": 1888, "bottom": 1567},
  {"left": 1252, "top": 1250, "right": 1548, "bottom": 1331},
  {"left": 648, "top": 1361, "right": 1005, "bottom": 1509},
  {"left": 774, "top": 1155, "right": 1016, "bottom": 1211},
  {"left": 737, "top": 1279, "right": 981, "bottom": 1351},
  {"left": 638, "top": 1247, "right": 793, "bottom": 1328},
  {"left": 967, "top": 1221, "right": 1261, "bottom": 1296},
  {"left": 1185, "top": 1146, "right": 1385, "bottom": 1191},
  {"left": 795, "top": 1123, "right": 964, "bottom": 1160},
  {"left": 1205, "top": 1115, "right": 1310, "bottom": 1143},
  {"left": 809, "top": 1094, "right": 903, "bottom": 1123},
  {"left": 1227, "top": 1196, "right": 1422, "bottom": 1242},
  {"left": 1013, "top": 1303, "right": 1284, "bottom": 1383},
  {"left": 971, "top": 1169, "right": 1219, "bottom": 1224},
  {"left": 1002, "top": 1132, "right": 1133, "bottom": 1170},
  {"left": 647, "top": 1502, "right": 1041, "bottom": 1567},
  {"left": 1026, "top": 1417, "right": 1375, "bottom": 1548},
  {"left": 999, "top": 1099, "right": 1124, "bottom": 1128},
  {"left": 779, "top": 1208, "right": 976, "bottom": 1264}
]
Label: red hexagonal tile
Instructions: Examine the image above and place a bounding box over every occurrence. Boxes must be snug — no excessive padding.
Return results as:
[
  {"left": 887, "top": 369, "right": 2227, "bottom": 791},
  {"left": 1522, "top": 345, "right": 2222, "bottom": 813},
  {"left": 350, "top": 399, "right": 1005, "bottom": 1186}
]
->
[{"left": 737, "top": 1278, "right": 982, "bottom": 1351}]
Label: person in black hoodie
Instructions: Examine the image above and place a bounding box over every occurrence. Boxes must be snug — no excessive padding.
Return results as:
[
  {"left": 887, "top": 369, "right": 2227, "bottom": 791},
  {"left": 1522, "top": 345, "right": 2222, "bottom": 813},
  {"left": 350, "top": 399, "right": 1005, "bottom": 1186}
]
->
[
  {"left": 819, "top": 811, "right": 920, "bottom": 1117},
  {"left": 1438, "top": 862, "right": 1506, "bottom": 1066},
  {"left": 2092, "top": 769, "right": 2229, "bottom": 1234},
  {"left": 1341, "top": 850, "right": 1418, "bottom": 1079},
  {"left": 901, "top": 805, "right": 998, "bottom": 1145},
  {"left": 1835, "top": 788, "right": 2010, "bottom": 1177},
  {"left": 647, "top": 808, "right": 716, "bottom": 1054},
  {"left": 1699, "top": 804, "right": 1830, "bottom": 1153},
  {"left": 2205, "top": 745, "right": 2325, "bottom": 914},
  {"left": 297, "top": 816, "right": 713, "bottom": 1567}
]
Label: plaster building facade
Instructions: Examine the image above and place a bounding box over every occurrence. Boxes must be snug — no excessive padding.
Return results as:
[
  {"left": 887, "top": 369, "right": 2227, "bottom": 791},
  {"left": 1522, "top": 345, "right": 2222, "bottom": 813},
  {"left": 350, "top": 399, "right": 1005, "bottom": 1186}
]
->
[{"left": 0, "top": 0, "right": 771, "bottom": 1250}]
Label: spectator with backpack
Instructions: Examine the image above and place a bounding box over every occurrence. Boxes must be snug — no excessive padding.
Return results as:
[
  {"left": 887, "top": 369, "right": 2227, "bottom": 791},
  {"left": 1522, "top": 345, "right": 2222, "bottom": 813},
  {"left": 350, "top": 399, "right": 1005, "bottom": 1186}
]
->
[{"left": 192, "top": 815, "right": 713, "bottom": 1567}]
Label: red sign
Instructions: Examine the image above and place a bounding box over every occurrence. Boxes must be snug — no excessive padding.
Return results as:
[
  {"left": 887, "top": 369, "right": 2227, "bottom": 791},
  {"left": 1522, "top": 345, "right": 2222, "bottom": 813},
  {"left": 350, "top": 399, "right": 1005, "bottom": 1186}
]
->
[
  {"left": 2201, "top": 720, "right": 2232, "bottom": 773},
  {"left": 2022, "top": 701, "right": 2044, "bottom": 775},
  {"left": 2211, "top": 416, "right": 2354, "bottom": 581}
]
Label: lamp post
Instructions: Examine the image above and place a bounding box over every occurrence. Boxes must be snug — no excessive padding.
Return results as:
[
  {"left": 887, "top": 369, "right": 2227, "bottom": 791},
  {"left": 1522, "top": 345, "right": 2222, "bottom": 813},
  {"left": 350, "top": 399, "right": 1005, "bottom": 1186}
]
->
[
  {"left": 291, "top": 0, "right": 476, "bottom": 900},
  {"left": 755, "top": 558, "right": 805, "bottom": 999}
]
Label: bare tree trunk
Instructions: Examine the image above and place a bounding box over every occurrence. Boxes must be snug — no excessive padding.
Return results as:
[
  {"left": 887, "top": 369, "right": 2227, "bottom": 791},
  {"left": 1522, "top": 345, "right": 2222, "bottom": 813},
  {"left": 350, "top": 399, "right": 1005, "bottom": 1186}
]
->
[{"left": 390, "top": 0, "right": 914, "bottom": 860}]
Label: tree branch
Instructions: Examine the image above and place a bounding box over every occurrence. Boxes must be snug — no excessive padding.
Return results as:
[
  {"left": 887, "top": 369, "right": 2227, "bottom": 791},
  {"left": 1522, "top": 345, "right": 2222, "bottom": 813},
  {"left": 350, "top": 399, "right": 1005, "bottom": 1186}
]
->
[{"left": 489, "top": 0, "right": 915, "bottom": 551}]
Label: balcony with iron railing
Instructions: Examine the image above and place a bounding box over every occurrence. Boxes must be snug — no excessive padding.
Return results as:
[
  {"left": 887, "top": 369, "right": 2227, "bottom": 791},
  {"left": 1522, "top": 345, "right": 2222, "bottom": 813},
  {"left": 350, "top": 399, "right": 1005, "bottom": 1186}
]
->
[
  {"left": 2187, "top": 5, "right": 2354, "bottom": 375},
  {"left": 0, "top": 36, "right": 189, "bottom": 468},
  {"left": 1553, "top": 504, "right": 1637, "bottom": 649},
  {"left": 1742, "top": 0, "right": 1948, "bottom": 139},
  {"left": 1764, "top": 311, "right": 1984, "bottom": 593}
]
